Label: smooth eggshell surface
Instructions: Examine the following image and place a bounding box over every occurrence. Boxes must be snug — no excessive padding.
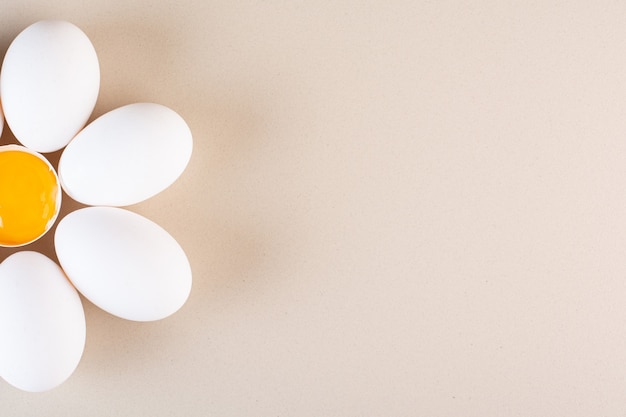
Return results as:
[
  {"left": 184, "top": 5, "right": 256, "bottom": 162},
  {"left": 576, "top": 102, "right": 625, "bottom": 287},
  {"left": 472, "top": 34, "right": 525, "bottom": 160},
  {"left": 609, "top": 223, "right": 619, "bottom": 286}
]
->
[
  {"left": 0, "top": 20, "right": 99, "bottom": 152},
  {"left": 55, "top": 207, "right": 192, "bottom": 321},
  {"left": 59, "top": 103, "right": 192, "bottom": 206},
  {"left": 0, "top": 252, "right": 86, "bottom": 392}
]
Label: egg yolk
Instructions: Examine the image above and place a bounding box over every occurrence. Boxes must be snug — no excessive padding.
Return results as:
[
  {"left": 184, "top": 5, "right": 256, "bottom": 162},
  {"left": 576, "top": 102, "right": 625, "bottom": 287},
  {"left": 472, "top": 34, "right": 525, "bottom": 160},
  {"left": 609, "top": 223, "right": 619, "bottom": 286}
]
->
[{"left": 0, "top": 150, "right": 59, "bottom": 247}]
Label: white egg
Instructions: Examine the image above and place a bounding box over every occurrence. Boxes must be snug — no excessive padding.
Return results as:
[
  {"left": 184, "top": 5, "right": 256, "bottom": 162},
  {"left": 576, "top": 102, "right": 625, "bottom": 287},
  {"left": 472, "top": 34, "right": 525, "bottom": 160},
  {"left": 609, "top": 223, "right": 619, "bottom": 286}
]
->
[
  {"left": 0, "top": 252, "right": 85, "bottom": 392},
  {"left": 55, "top": 207, "right": 192, "bottom": 322},
  {"left": 0, "top": 20, "right": 99, "bottom": 152},
  {"left": 59, "top": 103, "right": 192, "bottom": 206}
]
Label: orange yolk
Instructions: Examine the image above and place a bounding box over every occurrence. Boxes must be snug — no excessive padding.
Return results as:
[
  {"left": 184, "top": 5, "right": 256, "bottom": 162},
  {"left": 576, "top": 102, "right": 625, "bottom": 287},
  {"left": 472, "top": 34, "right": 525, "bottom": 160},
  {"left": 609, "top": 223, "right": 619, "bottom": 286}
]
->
[{"left": 0, "top": 150, "right": 59, "bottom": 246}]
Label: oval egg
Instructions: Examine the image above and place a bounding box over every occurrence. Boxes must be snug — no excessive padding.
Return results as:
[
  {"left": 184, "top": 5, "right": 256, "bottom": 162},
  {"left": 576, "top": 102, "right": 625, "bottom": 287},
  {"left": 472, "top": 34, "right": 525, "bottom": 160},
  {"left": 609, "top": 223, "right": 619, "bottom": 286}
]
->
[
  {"left": 59, "top": 103, "right": 192, "bottom": 206},
  {"left": 0, "top": 252, "right": 86, "bottom": 392},
  {"left": 0, "top": 20, "right": 99, "bottom": 152},
  {"left": 55, "top": 207, "right": 192, "bottom": 321}
]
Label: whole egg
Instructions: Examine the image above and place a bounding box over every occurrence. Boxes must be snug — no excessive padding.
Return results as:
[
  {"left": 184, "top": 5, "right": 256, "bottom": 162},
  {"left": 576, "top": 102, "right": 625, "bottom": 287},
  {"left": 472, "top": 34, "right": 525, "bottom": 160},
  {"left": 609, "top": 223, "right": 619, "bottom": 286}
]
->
[
  {"left": 55, "top": 206, "right": 192, "bottom": 321},
  {"left": 0, "top": 252, "right": 86, "bottom": 392},
  {"left": 59, "top": 103, "right": 192, "bottom": 206},
  {"left": 0, "top": 20, "right": 99, "bottom": 152}
]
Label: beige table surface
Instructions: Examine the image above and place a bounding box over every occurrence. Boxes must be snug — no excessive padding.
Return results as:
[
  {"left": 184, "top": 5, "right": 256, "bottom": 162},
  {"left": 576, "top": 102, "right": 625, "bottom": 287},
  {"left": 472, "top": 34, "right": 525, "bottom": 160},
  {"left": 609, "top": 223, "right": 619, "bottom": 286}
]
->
[{"left": 0, "top": 1, "right": 625, "bottom": 416}]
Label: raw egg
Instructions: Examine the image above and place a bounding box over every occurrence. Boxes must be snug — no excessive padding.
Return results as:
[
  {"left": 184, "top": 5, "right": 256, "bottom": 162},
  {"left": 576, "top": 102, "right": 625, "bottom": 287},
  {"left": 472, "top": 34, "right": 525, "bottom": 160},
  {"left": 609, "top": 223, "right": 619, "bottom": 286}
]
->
[{"left": 0, "top": 145, "right": 61, "bottom": 247}]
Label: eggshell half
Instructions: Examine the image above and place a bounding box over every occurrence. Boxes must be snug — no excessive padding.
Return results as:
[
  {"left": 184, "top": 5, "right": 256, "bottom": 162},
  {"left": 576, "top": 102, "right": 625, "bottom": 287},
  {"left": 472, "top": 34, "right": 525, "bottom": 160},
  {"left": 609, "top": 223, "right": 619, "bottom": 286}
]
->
[
  {"left": 59, "top": 103, "right": 192, "bottom": 206},
  {"left": 0, "top": 20, "right": 99, "bottom": 152},
  {"left": 0, "top": 252, "right": 86, "bottom": 392},
  {"left": 0, "top": 99, "right": 4, "bottom": 138},
  {"left": 55, "top": 207, "right": 192, "bottom": 321}
]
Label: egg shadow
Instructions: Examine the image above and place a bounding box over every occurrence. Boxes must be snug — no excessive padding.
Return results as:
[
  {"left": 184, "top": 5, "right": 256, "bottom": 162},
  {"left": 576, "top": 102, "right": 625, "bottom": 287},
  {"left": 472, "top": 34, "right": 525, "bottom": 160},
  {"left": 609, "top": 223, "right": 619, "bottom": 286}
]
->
[
  {"left": 0, "top": 21, "right": 28, "bottom": 66},
  {"left": 75, "top": 91, "right": 275, "bottom": 377}
]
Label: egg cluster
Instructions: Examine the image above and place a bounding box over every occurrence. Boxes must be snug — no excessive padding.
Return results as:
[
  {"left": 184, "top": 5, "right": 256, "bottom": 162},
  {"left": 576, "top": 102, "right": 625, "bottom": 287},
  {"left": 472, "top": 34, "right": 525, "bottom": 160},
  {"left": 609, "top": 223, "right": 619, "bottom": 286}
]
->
[{"left": 0, "top": 21, "right": 192, "bottom": 392}]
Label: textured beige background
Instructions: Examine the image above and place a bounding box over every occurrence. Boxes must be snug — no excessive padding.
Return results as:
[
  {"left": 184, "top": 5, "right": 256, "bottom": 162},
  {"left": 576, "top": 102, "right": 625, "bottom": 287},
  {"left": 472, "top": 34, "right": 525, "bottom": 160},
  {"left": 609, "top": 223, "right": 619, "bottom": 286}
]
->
[{"left": 0, "top": 1, "right": 625, "bottom": 415}]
